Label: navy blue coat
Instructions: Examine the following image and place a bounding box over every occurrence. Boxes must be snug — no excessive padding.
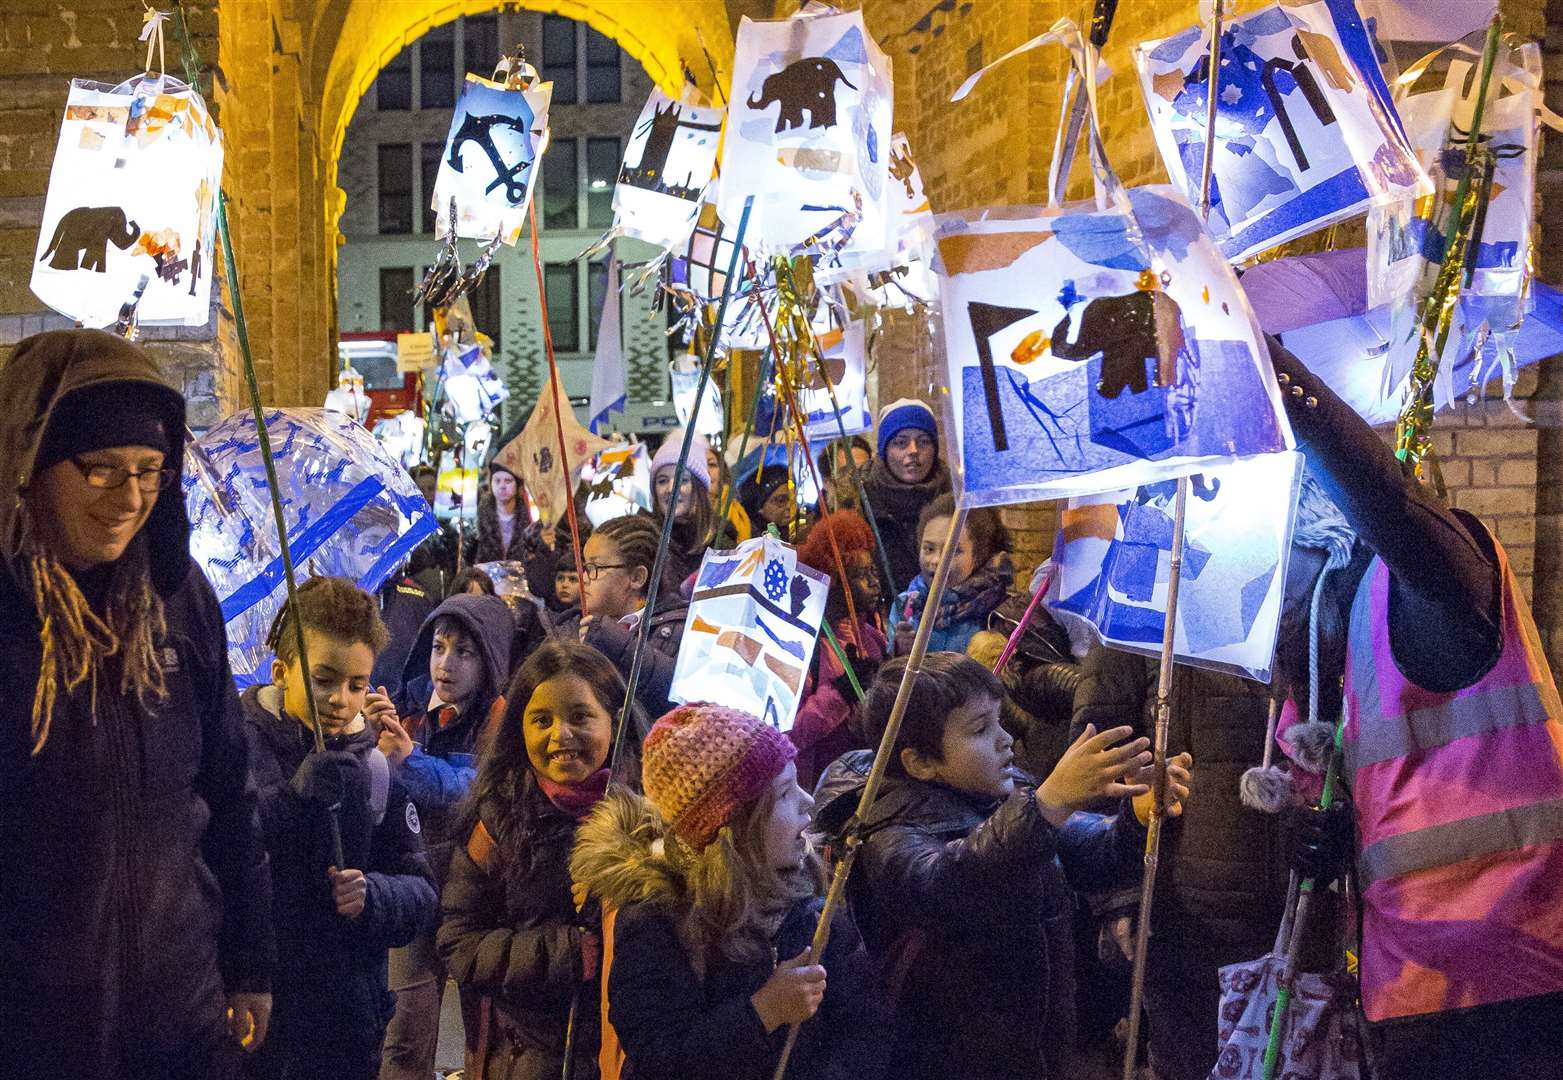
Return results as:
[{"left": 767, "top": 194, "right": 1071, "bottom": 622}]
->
[{"left": 241, "top": 688, "right": 436, "bottom": 1074}]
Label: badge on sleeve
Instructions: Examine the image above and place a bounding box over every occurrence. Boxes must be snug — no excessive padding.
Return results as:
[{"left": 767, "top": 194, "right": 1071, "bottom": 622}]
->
[{"left": 405, "top": 802, "right": 421, "bottom": 835}]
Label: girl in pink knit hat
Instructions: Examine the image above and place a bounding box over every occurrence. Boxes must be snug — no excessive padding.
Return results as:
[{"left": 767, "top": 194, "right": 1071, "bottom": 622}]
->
[{"left": 571, "top": 703, "right": 878, "bottom": 1080}]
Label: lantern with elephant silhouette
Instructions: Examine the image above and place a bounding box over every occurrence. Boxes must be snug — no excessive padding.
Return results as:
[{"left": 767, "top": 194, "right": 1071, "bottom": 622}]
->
[
  {"left": 31, "top": 74, "right": 223, "bottom": 328},
  {"left": 938, "top": 20, "right": 1294, "bottom": 507},
  {"left": 719, "top": 7, "right": 895, "bottom": 269}
]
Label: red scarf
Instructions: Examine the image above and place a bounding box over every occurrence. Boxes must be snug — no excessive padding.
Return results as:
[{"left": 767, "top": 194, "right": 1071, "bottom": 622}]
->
[{"left": 534, "top": 768, "right": 611, "bottom": 818}]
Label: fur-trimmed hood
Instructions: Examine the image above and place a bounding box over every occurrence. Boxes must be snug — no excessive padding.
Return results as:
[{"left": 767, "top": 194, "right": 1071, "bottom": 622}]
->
[{"left": 569, "top": 788, "right": 686, "bottom": 912}]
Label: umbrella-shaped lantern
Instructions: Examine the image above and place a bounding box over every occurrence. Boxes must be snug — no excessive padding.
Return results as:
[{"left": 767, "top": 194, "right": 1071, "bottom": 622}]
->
[{"left": 185, "top": 407, "right": 438, "bottom": 686}]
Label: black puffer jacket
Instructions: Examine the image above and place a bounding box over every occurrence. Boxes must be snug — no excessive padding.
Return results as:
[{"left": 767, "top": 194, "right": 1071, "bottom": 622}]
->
[
  {"left": 581, "top": 596, "right": 687, "bottom": 722},
  {"left": 241, "top": 688, "right": 436, "bottom": 1059},
  {"left": 437, "top": 784, "right": 598, "bottom": 1080},
  {"left": 824, "top": 762, "right": 1142, "bottom": 1080},
  {"left": 1071, "top": 647, "right": 1288, "bottom": 960},
  {"left": 0, "top": 331, "right": 275, "bottom": 1076}
]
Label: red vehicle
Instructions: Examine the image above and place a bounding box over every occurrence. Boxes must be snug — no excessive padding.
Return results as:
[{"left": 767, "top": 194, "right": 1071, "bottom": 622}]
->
[{"left": 338, "top": 331, "right": 423, "bottom": 428}]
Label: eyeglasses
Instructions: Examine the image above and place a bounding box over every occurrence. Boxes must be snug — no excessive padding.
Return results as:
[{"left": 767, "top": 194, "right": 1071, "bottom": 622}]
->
[
  {"left": 72, "top": 458, "right": 177, "bottom": 493},
  {"left": 582, "top": 561, "right": 628, "bottom": 582}
]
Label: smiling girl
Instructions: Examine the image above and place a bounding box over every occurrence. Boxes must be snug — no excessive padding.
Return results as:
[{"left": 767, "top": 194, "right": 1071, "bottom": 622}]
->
[{"left": 438, "top": 640, "right": 640, "bottom": 1080}]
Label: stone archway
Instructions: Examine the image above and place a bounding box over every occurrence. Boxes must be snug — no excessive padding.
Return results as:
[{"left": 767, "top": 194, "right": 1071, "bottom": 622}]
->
[{"left": 207, "top": 0, "right": 733, "bottom": 411}]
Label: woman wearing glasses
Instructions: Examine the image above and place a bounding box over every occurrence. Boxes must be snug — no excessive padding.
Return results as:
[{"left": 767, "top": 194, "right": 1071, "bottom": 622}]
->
[
  {"left": 0, "top": 330, "right": 274, "bottom": 1078},
  {"left": 574, "top": 513, "right": 687, "bottom": 727}
]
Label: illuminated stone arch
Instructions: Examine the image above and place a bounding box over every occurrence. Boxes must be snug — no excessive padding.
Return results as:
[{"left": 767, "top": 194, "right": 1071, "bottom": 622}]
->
[{"left": 314, "top": 0, "right": 735, "bottom": 238}]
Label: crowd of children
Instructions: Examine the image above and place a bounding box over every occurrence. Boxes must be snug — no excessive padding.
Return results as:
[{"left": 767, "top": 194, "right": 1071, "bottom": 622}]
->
[
  {"left": 12, "top": 328, "right": 1560, "bottom": 1080},
  {"left": 195, "top": 383, "right": 1194, "bottom": 1080}
]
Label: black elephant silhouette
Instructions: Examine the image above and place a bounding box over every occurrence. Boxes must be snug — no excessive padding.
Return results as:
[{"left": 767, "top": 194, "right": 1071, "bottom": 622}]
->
[
  {"left": 38, "top": 205, "right": 140, "bottom": 272},
  {"left": 1050, "top": 290, "right": 1189, "bottom": 399},
  {"left": 747, "top": 57, "right": 856, "bottom": 133}
]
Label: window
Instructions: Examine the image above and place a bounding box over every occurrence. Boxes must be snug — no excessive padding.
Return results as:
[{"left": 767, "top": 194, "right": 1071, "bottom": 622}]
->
[
  {"left": 588, "top": 259, "right": 611, "bottom": 352},
  {"left": 585, "top": 137, "right": 619, "bottom": 229},
  {"left": 376, "top": 46, "right": 412, "bottom": 110},
  {"left": 377, "top": 143, "right": 414, "bottom": 234},
  {"left": 420, "top": 142, "right": 443, "bottom": 233},
  {"left": 541, "top": 137, "right": 579, "bottom": 231},
  {"left": 469, "top": 266, "right": 503, "bottom": 353},
  {"left": 544, "top": 263, "right": 580, "bottom": 351},
  {"left": 420, "top": 23, "right": 457, "bottom": 109},
  {"left": 584, "top": 27, "right": 621, "bottom": 103},
  {"left": 542, "top": 16, "right": 578, "bottom": 105},
  {"left": 463, "top": 15, "right": 500, "bottom": 78},
  {"left": 379, "top": 267, "right": 417, "bottom": 332}
]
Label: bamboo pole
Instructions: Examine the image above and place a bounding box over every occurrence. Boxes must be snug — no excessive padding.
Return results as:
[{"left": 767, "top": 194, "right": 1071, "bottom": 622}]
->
[
  {"left": 173, "top": 4, "right": 339, "bottom": 867},
  {"left": 772, "top": 500, "right": 972, "bottom": 1080}
]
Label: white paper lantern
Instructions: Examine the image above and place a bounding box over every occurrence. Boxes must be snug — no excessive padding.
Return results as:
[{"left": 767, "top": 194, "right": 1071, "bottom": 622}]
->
[
  {"left": 612, "top": 88, "right": 723, "bottom": 250},
  {"left": 720, "top": 8, "right": 894, "bottom": 262},
  {"left": 670, "top": 534, "right": 830, "bottom": 731},
  {"left": 1133, "top": 1, "right": 1429, "bottom": 262},
  {"left": 32, "top": 75, "right": 223, "bottom": 328},
  {"left": 432, "top": 71, "right": 553, "bottom": 244}
]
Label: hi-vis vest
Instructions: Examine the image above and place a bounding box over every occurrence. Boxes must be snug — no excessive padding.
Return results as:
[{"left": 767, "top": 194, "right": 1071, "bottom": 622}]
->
[{"left": 1342, "top": 536, "right": 1563, "bottom": 1022}]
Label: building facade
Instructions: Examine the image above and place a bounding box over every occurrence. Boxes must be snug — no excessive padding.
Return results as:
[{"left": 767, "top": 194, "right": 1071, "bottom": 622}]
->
[{"left": 334, "top": 11, "right": 678, "bottom": 435}]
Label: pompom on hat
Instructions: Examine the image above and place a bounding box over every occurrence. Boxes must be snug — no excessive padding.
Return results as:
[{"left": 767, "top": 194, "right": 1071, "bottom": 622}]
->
[{"left": 642, "top": 703, "right": 796, "bottom": 849}]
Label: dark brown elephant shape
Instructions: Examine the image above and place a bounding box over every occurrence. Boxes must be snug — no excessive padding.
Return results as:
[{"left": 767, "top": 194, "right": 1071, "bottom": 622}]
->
[
  {"left": 747, "top": 57, "right": 856, "bottom": 133},
  {"left": 1050, "top": 290, "right": 1189, "bottom": 399},
  {"left": 38, "top": 205, "right": 140, "bottom": 272}
]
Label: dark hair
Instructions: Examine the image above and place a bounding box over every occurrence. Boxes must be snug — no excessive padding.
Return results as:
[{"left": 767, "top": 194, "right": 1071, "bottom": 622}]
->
[
  {"left": 460, "top": 640, "right": 642, "bottom": 881},
  {"left": 916, "top": 493, "right": 1012, "bottom": 569},
  {"left": 411, "top": 464, "right": 437, "bottom": 483},
  {"left": 451, "top": 568, "right": 495, "bottom": 595},
  {"left": 594, "top": 513, "right": 674, "bottom": 598},
  {"left": 267, "top": 576, "right": 390, "bottom": 664},
  {"left": 862, "top": 652, "right": 1002, "bottom": 778}
]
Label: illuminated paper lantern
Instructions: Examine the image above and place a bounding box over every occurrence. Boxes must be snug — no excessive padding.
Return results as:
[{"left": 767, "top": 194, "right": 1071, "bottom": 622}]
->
[
  {"left": 720, "top": 8, "right": 894, "bottom": 262},
  {"left": 1368, "top": 36, "right": 1542, "bottom": 388},
  {"left": 323, "top": 365, "right": 371, "bottom": 424},
  {"left": 937, "top": 185, "right": 1292, "bottom": 506},
  {"left": 492, "top": 369, "right": 610, "bottom": 527},
  {"left": 670, "top": 534, "right": 829, "bottom": 731},
  {"left": 184, "top": 408, "right": 437, "bottom": 687},
  {"left": 798, "top": 317, "right": 871, "bottom": 439},
  {"left": 613, "top": 88, "right": 723, "bottom": 250},
  {"left": 32, "top": 75, "right": 223, "bottom": 328},
  {"left": 1133, "top": 2, "right": 1429, "bottom": 263},
  {"left": 1047, "top": 451, "right": 1304, "bottom": 682},
  {"left": 432, "top": 70, "right": 552, "bottom": 244},
  {"left": 583, "top": 441, "right": 653, "bottom": 527},
  {"left": 439, "top": 341, "right": 508, "bottom": 424},
  {"left": 669, "top": 353, "right": 726, "bottom": 439},
  {"left": 829, "top": 131, "right": 939, "bottom": 307}
]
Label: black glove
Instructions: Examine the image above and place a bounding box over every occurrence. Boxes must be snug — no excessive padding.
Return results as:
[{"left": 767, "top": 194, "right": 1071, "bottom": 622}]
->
[
  {"left": 290, "top": 750, "right": 366, "bottom": 809},
  {"left": 1284, "top": 797, "right": 1353, "bottom": 883}
]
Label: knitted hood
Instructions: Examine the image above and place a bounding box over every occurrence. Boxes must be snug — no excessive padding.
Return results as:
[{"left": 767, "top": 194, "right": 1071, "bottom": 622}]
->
[{"left": 0, "top": 330, "right": 189, "bottom": 596}]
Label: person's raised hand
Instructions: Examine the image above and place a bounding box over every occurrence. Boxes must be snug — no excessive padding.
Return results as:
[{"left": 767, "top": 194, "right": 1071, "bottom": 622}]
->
[
  {"left": 1037, "top": 724, "right": 1151, "bottom": 827},
  {"left": 329, "top": 865, "right": 368, "bottom": 919},
  {"left": 1132, "top": 752, "right": 1194, "bottom": 826},
  {"left": 750, "top": 948, "right": 827, "bottom": 1032},
  {"left": 376, "top": 710, "right": 414, "bottom": 771}
]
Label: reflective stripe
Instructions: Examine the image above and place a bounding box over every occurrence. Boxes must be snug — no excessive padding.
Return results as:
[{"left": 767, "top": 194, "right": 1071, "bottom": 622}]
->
[
  {"left": 1347, "top": 682, "right": 1551, "bottom": 777},
  {"left": 1358, "top": 797, "right": 1563, "bottom": 887}
]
